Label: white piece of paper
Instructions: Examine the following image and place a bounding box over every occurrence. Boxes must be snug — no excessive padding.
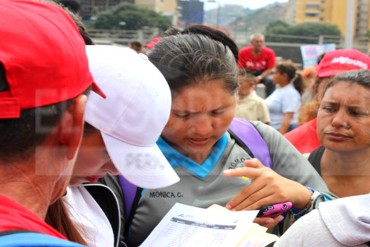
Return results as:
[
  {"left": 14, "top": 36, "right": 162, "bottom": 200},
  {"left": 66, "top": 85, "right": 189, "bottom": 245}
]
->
[{"left": 140, "top": 203, "right": 260, "bottom": 247}]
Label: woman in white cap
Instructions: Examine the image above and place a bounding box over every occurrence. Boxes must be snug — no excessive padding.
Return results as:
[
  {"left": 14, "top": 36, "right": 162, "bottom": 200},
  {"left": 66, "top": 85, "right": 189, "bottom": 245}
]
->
[{"left": 47, "top": 45, "right": 179, "bottom": 247}]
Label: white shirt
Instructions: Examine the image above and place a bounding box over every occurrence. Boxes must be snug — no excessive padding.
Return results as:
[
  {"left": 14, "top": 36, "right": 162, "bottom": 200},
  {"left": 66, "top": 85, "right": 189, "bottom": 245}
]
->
[
  {"left": 63, "top": 186, "right": 115, "bottom": 247},
  {"left": 265, "top": 83, "right": 301, "bottom": 130}
]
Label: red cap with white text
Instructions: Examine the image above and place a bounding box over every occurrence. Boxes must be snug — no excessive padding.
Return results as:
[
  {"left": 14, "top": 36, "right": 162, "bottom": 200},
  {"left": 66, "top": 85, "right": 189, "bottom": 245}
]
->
[
  {"left": 0, "top": 0, "right": 104, "bottom": 119},
  {"left": 316, "top": 49, "right": 370, "bottom": 78}
]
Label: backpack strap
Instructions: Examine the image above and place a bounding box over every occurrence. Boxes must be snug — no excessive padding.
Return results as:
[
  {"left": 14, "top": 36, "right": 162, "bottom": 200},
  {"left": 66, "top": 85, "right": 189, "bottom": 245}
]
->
[
  {"left": 84, "top": 183, "right": 121, "bottom": 247},
  {"left": 229, "top": 118, "right": 272, "bottom": 168},
  {"left": 118, "top": 175, "right": 142, "bottom": 236},
  {"left": 118, "top": 175, "right": 137, "bottom": 220}
]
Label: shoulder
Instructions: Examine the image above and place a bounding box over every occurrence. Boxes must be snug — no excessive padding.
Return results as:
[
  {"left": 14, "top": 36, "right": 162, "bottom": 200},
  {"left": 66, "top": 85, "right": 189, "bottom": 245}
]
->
[
  {"left": 239, "top": 46, "right": 252, "bottom": 53},
  {"left": 319, "top": 195, "right": 370, "bottom": 246},
  {"left": 263, "top": 47, "right": 275, "bottom": 55},
  {"left": 284, "top": 119, "right": 320, "bottom": 153}
]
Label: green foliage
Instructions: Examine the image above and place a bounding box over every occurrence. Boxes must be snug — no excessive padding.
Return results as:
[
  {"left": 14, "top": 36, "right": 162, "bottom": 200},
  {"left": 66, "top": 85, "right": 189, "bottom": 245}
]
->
[
  {"left": 265, "top": 21, "right": 341, "bottom": 44},
  {"left": 93, "top": 2, "right": 171, "bottom": 30},
  {"left": 367, "top": 30, "right": 370, "bottom": 39}
]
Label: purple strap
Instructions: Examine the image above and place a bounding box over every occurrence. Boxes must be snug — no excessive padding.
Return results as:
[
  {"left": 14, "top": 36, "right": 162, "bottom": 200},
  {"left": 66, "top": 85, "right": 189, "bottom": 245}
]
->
[
  {"left": 229, "top": 118, "right": 272, "bottom": 168},
  {"left": 118, "top": 175, "right": 137, "bottom": 217}
]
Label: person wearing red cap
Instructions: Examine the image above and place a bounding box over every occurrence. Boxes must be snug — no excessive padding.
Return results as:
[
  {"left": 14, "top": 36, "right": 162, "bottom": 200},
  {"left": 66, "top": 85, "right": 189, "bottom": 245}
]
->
[
  {"left": 284, "top": 49, "right": 370, "bottom": 155},
  {"left": 0, "top": 1, "right": 102, "bottom": 245}
]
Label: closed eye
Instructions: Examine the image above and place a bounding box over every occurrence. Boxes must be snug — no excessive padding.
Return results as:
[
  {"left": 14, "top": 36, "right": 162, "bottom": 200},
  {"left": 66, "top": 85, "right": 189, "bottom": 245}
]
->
[
  {"left": 174, "top": 112, "right": 191, "bottom": 118},
  {"left": 348, "top": 108, "right": 369, "bottom": 117},
  {"left": 321, "top": 106, "right": 336, "bottom": 113},
  {"left": 211, "top": 109, "right": 225, "bottom": 116}
]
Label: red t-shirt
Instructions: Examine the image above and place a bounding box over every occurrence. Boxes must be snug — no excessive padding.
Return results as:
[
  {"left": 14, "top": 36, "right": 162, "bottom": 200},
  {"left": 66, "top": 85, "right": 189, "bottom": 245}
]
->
[
  {"left": 0, "top": 195, "right": 66, "bottom": 239},
  {"left": 284, "top": 118, "right": 321, "bottom": 154},
  {"left": 238, "top": 46, "right": 276, "bottom": 71}
]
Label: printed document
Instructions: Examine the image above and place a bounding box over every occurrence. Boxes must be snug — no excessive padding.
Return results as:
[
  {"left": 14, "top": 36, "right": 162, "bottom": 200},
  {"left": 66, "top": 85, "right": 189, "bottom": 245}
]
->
[{"left": 140, "top": 203, "right": 278, "bottom": 247}]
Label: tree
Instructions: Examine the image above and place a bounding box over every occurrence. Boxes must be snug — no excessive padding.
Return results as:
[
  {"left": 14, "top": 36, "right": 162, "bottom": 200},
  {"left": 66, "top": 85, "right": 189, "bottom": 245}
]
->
[
  {"left": 93, "top": 3, "right": 171, "bottom": 31},
  {"left": 265, "top": 21, "right": 341, "bottom": 44},
  {"left": 264, "top": 20, "right": 291, "bottom": 42}
]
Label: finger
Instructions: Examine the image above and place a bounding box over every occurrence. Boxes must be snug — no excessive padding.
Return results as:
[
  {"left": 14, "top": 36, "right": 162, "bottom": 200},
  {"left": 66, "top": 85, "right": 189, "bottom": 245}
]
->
[
  {"left": 223, "top": 166, "right": 263, "bottom": 179},
  {"left": 225, "top": 178, "right": 268, "bottom": 210},
  {"left": 230, "top": 187, "right": 277, "bottom": 211},
  {"left": 244, "top": 158, "right": 265, "bottom": 169},
  {"left": 254, "top": 215, "right": 284, "bottom": 230}
]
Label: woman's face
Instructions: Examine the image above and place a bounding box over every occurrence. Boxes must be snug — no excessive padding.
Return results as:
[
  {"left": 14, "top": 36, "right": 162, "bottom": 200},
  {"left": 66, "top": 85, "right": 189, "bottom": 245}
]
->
[
  {"left": 70, "top": 128, "right": 119, "bottom": 185},
  {"left": 317, "top": 82, "right": 370, "bottom": 153},
  {"left": 272, "top": 70, "right": 286, "bottom": 85},
  {"left": 161, "top": 80, "right": 237, "bottom": 163}
]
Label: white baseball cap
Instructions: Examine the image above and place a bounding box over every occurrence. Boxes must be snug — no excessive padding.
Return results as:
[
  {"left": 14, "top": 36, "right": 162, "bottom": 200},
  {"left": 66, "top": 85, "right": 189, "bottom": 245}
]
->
[{"left": 85, "top": 45, "right": 179, "bottom": 189}]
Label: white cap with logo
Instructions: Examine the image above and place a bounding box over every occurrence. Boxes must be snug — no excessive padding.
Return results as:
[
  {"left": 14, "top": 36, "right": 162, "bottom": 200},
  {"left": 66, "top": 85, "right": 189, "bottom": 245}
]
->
[{"left": 85, "top": 45, "right": 179, "bottom": 189}]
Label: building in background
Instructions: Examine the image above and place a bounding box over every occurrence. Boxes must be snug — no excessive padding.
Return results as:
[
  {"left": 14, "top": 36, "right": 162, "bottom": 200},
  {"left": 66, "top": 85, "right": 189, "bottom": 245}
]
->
[
  {"left": 79, "top": 0, "right": 132, "bottom": 18},
  {"left": 135, "top": 0, "right": 181, "bottom": 25},
  {"left": 178, "top": 0, "right": 204, "bottom": 28},
  {"left": 294, "top": 0, "right": 370, "bottom": 45},
  {"left": 77, "top": 0, "right": 180, "bottom": 26}
]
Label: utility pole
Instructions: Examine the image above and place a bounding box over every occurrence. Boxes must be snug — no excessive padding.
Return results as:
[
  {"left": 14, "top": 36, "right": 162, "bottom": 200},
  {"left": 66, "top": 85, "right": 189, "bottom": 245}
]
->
[{"left": 344, "top": 0, "right": 354, "bottom": 48}]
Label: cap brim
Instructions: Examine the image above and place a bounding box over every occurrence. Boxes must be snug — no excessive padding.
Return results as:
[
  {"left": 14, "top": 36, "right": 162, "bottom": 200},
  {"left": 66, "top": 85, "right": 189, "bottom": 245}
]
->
[
  {"left": 92, "top": 82, "right": 106, "bottom": 98},
  {"left": 101, "top": 133, "right": 180, "bottom": 189}
]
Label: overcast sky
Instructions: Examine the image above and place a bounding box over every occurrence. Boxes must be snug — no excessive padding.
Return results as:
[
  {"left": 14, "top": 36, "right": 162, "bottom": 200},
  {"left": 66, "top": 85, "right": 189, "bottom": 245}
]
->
[{"left": 204, "top": 0, "right": 288, "bottom": 10}]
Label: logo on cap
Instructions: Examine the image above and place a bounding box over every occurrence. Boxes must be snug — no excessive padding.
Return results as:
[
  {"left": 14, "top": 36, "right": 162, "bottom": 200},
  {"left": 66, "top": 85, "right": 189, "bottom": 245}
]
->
[{"left": 331, "top": 56, "right": 368, "bottom": 69}]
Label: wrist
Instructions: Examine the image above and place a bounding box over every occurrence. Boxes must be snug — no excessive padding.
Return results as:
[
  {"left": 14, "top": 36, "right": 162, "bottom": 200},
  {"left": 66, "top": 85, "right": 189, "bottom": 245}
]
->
[
  {"left": 257, "top": 75, "right": 263, "bottom": 81},
  {"left": 303, "top": 187, "right": 322, "bottom": 211}
]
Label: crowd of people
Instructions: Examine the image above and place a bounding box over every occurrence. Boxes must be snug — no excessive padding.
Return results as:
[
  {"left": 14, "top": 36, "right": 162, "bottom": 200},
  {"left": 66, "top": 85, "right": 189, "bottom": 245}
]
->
[{"left": 0, "top": 1, "right": 369, "bottom": 246}]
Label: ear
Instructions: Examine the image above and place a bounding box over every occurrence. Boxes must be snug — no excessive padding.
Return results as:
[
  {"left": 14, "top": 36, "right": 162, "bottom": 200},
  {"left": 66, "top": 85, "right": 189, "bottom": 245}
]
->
[{"left": 58, "top": 95, "right": 88, "bottom": 160}]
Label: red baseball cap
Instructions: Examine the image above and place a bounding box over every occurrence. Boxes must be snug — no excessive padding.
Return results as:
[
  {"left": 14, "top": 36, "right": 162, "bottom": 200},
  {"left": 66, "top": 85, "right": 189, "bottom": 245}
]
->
[
  {"left": 0, "top": 0, "right": 104, "bottom": 119},
  {"left": 316, "top": 49, "right": 370, "bottom": 78},
  {"left": 145, "top": 36, "right": 163, "bottom": 49}
]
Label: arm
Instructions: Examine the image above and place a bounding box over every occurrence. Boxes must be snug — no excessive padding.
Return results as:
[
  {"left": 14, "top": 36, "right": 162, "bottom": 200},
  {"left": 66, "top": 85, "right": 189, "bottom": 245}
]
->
[
  {"left": 256, "top": 68, "right": 273, "bottom": 83},
  {"left": 279, "top": 112, "right": 294, "bottom": 134},
  {"left": 259, "top": 68, "right": 273, "bottom": 80}
]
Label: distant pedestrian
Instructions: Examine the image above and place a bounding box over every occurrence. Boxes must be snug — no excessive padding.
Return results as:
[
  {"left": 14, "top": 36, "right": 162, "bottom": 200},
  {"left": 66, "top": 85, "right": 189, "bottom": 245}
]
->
[
  {"left": 235, "top": 69, "right": 270, "bottom": 124},
  {"left": 128, "top": 41, "right": 143, "bottom": 53},
  {"left": 265, "top": 62, "right": 303, "bottom": 134},
  {"left": 238, "top": 33, "right": 276, "bottom": 97}
]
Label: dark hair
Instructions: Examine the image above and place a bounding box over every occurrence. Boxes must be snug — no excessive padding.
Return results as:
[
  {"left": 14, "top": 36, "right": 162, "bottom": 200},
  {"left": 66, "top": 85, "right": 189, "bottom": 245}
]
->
[
  {"left": 276, "top": 63, "right": 304, "bottom": 95},
  {"left": 45, "top": 200, "right": 88, "bottom": 245},
  {"left": 317, "top": 52, "right": 326, "bottom": 65},
  {"left": 62, "top": 5, "right": 94, "bottom": 45},
  {"left": 324, "top": 69, "right": 370, "bottom": 94},
  {"left": 181, "top": 25, "right": 239, "bottom": 63},
  {"left": 148, "top": 34, "right": 238, "bottom": 96},
  {"left": 56, "top": 0, "right": 81, "bottom": 14},
  {"left": 164, "top": 26, "right": 181, "bottom": 36}
]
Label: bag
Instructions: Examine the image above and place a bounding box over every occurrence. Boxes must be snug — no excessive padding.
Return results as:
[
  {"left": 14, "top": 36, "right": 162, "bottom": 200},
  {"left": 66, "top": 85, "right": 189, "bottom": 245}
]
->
[
  {"left": 118, "top": 118, "right": 272, "bottom": 235},
  {"left": 228, "top": 118, "right": 272, "bottom": 168}
]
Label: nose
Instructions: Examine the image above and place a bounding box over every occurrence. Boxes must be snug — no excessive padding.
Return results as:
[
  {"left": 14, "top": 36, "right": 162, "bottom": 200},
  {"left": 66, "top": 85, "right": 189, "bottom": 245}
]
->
[
  {"left": 189, "top": 115, "right": 213, "bottom": 136},
  {"left": 103, "top": 160, "right": 120, "bottom": 175},
  {"left": 331, "top": 108, "right": 350, "bottom": 129}
]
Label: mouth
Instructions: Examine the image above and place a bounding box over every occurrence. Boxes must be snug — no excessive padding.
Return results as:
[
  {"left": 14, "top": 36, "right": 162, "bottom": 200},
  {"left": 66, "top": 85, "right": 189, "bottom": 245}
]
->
[
  {"left": 85, "top": 176, "right": 102, "bottom": 183},
  {"left": 325, "top": 132, "right": 350, "bottom": 141},
  {"left": 188, "top": 137, "right": 211, "bottom": 146}
]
